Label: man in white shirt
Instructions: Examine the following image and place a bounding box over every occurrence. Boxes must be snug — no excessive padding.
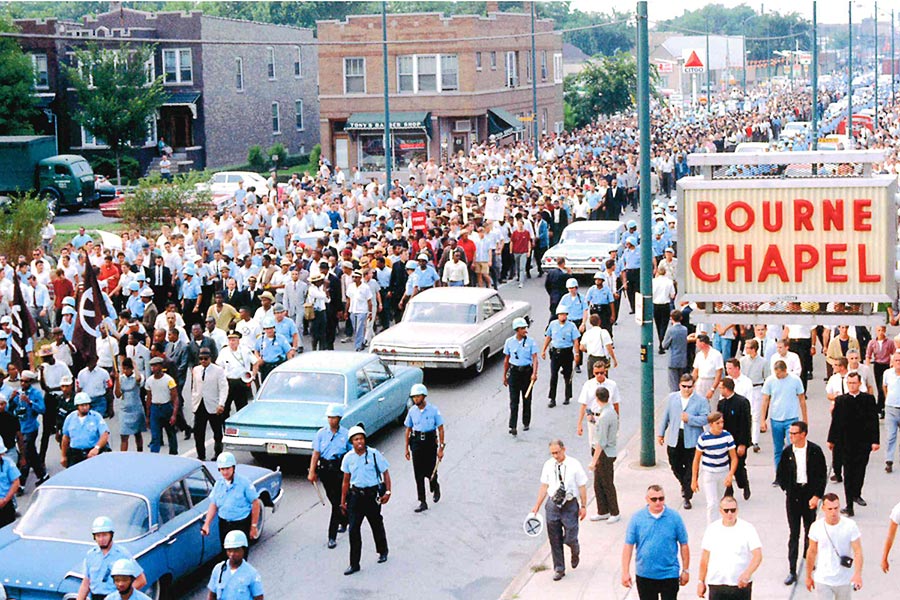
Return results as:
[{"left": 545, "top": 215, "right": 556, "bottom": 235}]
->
[
  {"left": 770, "top": 339, "right": 803, "bottom": 379},
  {"left": 692, "top": 334, "right": 724, "bottom": 408},
  {"left": 578, "top": 314, "right": 617, "bottom": 373},
  {"left": 697, "top": 496, "right": 763, "bottom": 599},
  {"left": 652, "top": 265, "right": 676, "bottom": 354},
  {"left": 805, "top": 493, "right": 863, "bottom": 598},
  {"left": 529, "top": 439, "right": 588, "bottom": 581},
  {"left": 576, "top": 358, "right": 621, "bottom": 438},
  {"left": 883, "top": 353, "right": 900, "bottom": 474},
  {"left": 346, "top": 270, "right": 373, "bottom": 352},
  {"left": 882, "top": 500, "right": 900, "bottom": 573}
]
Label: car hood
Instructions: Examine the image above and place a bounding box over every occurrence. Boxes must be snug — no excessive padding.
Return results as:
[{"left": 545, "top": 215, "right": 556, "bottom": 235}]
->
[
  {"left": 226, "top": 400, "right": 328, "bottom": 432},
  {"left": 546, "top": 242, "right": 618, "bottom": 260},
  {"left": 372, "top": 323, "right": 478, "bottom": 346},
  {"left": 0, "top": 531, "right": 87, "bottom": 592}
]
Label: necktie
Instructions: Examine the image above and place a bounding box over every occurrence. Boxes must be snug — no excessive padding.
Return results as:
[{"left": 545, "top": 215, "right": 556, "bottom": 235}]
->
[
  {"left": 760, "top": 339, "right": 765, "bottom": 355},
  {"left": 156, "top": 267, "right": 162, "bottom": 286},
  {"left": 202, "top": 367, "right": 206, "bottom": 382}
]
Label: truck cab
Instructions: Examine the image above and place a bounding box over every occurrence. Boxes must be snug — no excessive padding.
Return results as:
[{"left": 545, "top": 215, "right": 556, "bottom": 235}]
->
[{"left": 37, "top": 155, "right": 96, "bottom": 214}]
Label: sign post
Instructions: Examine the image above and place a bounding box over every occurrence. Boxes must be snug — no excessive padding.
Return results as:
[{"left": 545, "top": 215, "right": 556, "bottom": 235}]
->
[{"left": 683, "top": 50, "right": 705, "bottom": 107}]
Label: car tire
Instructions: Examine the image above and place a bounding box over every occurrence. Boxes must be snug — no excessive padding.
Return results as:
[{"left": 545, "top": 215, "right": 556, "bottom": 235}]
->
[
  {"left": 250, "top": 452, "right": 274, "bottom": 467},
  {"left": 39, "top": 188, "right": 60, "bottom": 216},
  {"left": 253, "top": 502, "right": 266, "bottom": 542},
  {"left": 146, "top": 575, "right": 172, "bottom": 600},
  {"left": 471, "top": 349, "right": 489, "bottom": 376}
]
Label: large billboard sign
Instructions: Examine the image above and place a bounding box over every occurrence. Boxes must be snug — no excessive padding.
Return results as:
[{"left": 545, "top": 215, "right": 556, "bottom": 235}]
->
[{"left": 678, "top": 177, "right": 896, "bottom": 303}]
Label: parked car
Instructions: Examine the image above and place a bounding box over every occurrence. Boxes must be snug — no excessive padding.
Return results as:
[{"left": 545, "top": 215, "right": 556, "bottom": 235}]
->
[
  {"left": 99, "top": 192, "right": 125, "bottom": 218},
  {"left": 540, "top": 220, "right": 623, "bottom": 275},
  {"left": 196, "top": 171, "right": 270, "bottom": 198},
  {"left": 223, "top": 351, "right": 422, "bottom": 458},
  {"left": 93, "top": 174, "right": 118, "bottom": 205},
  {"left": 0, "top": 452, "right": 283, "bottom": 600},
  {"left": 370, "top": 287, "right": 531, "bottom": 374}
]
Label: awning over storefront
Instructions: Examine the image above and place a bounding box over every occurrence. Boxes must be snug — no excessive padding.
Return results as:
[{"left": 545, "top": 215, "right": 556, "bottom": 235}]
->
[
  {"left": 163, "top": 92, "right": 201, "bottom": 119},
  {"left": 34, "top": 93, "right": 55, "bottom": 109},
  {"left": 488, "top": 107, "right": 524, "bottom": 137},
  {"left": 345, "top": 111, "right": 432, "bottom": 136}
]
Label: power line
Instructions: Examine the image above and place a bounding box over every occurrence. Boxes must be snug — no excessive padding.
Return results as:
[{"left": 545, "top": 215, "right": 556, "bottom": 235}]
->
[{"left": 649, "top": 20, "right": 811, "bottom": 42}]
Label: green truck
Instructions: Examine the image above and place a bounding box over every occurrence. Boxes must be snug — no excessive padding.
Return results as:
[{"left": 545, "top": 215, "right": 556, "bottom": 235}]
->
[{"left": 0, "top": 135, "right": 97, "bottom": 214}]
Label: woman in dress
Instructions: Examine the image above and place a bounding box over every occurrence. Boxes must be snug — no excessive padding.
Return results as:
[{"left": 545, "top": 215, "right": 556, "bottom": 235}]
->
[{"left": 114, "top": 358, "right": 146, "bottom": 452}]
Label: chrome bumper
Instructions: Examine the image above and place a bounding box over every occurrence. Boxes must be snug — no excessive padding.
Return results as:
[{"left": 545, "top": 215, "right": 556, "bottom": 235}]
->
[{"left": 223, "top": 435, "right": 314, "bottom": 455}]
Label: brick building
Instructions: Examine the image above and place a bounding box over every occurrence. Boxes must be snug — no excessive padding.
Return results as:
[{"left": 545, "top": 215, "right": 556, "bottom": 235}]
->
[
  {"left": 15, "top": 6, "right": 319, "bottom": 172},
  {"left": 317, "top": 5, "right": 563, "bottom": 173}
]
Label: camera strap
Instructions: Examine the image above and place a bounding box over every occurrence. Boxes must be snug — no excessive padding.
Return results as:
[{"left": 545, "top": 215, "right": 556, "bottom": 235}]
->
[{"left": 822, "top": 522, "right": 846, "bottom": 562}]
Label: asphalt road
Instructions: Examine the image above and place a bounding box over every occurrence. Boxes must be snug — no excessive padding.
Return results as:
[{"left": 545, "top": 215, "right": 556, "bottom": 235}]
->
[{"left": 53, "top": 206, "right": 118, "bottom": 228}]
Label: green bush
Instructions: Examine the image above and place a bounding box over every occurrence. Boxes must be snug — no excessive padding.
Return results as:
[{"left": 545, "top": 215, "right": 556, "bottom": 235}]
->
[
  {"left": 90, "top": 153, "right": 141, "bottom": 183},
  {"left": 247, "top": 145, "right": 266, "bottom": 170},
  {"left": 267, "top": 143, "right": 287, "bottom": 167},
  {"left": 0, "top": 194, "right": 49, "bottom": 258},
  {"left": 309, "top": 143, "right": 321, "bottom": 168},
  {"left": 119, "top": 179, "right": 213, "bottom": 230}
]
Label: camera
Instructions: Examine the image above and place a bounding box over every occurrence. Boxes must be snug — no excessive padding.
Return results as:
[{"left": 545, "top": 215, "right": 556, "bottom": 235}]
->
[
  {"left": 840, "top": 555, "right": 854, "bottom": 569},
  {"left": 551, "top": 485, "right": 567, "bottom": 508}
]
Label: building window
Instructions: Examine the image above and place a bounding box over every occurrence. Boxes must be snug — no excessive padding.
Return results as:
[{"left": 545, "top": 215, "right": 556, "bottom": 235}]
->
[
  {"left": 505, "top": 51, "right": 518, "bottom": 88},
  {"left": 235, "top": 57, "right": 244, "bottom": 91},
  {"left": 416, "top": 55, "right": 437, "bottom": 92},
  {"left": 162, "top": 48, "right": 192, "bottom": 84},
  {"left": 542, "top": 108, "right": 548, "bottom": 134},
  {"left": 475, "top": 51, "right": 482, "bottom": 71},
  {"left": 144, "top": 56, "right": 155, "bottom": 85},
  {"left": 490, "top": 51, "right": 497, "bottom": 70},
  {"left": 294, "top": 46, "right": 302, "bottom": 77},
  {"left": 344, "top": 57, "right": 366, "bottom": 94},
  {"left": 540, "top": 50, "right": 547, "bottom": 81},
  {"left": 440, "top": 54, "right": 458, "bottom": 91},
  {"left": 144, "top": 117, "right": 157, "bottom": 146},
  {"left": 31, "top": 54, "right": 49, "bottom": 89},
  {"left": 398, "top": 55, "right": 414, "bottom": 93},
  {"left": 81, "top": 126, "right": 107, "bottom": 148},
  {"left": 267, "top": 47, "right": 276, "bottom": 79},
  {"left": 525, "top": 51, "right": 532, "bottom": 82},
  {"left": 272, "top": 102, "right": 281, "bottom": 134},
  {"left": 295, "top": 99, "right": 303, "bottom": 130},
  {"left": 553, "top": 52, "right": 563, "bottom": 84}
]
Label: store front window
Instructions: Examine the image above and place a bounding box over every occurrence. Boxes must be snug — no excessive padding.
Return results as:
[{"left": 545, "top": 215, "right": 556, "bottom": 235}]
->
[
  {"left": 359, "top": 134, "right": 386, "bottom": 171},
  {"left": 358, "top": 131, "right": 429, "bottom": 171}
]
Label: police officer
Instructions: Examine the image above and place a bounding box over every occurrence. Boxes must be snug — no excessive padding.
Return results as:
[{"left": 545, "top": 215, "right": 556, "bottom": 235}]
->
[
  {"left": 586, "top": 271, "right": 616, "bottom": 334},
  {"left": 60, "top": 392, "right": 110, "bottom": 468},
  {"left": 340, "top": 425, "right": 390, "bottom": 575},
  {"left": 207, "top": 530, "right": 264, "bottom": 600},
  {"left": 308, "top": 403, "right": 351, "bottom": 549},
  {"left": 216, "top": 331, "right": 257, "bottom": 417},
  {"left": 0, "top": 441, "right": 21, "bottom": 527},
  {"left": 404, "top": 383, "right": 445, "bottom": 513},
  {"left": 503, "top": 317, "right": 540, "bottom": 436},
  {"left": 254, "top": 317, "right": 293, "bottom": 383},
  {"left": 179, "top": 265, "right": 203, "bottom": 330},
  {"left": 542, "top": 305, "right": 581, "bottom": 408},
  {"left": 9, "top": 370, "right": 47, "bottom": 489},
  {"left": 201, "top": 452, "right": 262, "bottom": 557},
  {"left": 76, "top": 516, "right": 146, "bottom": 600},
  {"left": 557, "top": 278, "right": 588, "bottom": 332},
  {"left": 620, "top": 236, "right": 641, "bottom": 314},
  {"left": 105, "top": 559, "right": 151, "bottom": 600}
]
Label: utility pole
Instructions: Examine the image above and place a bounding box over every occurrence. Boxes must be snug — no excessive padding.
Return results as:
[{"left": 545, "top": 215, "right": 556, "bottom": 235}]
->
[
  {"left": 382, "top": 1, "right": 392, "bottom": 187},
  {"left": 706, "top": 15, "right": 711, "bottom": 112},
  {"left": 742, "top": 35, "right": 747, "bottom": 95},
  {"left": 848, "top": 1, "right": 853, "bottom": 142},
  {"left": 637, "top": 0, "right": 655, "bottom": 468},
  {"left": 892, "top": 9, "right": 896, "bottom": 106},
  {"left": 531, "top": 1, "right": 539, "bottom": 160},
  {"left": 812, "top": 1, "right": 819, "bottom": 150}
]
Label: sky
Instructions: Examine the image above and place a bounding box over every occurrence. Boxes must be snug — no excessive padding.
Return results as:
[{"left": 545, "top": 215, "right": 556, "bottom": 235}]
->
[{"left": 570, "top": 0, "right": 873, "bottom": 26}]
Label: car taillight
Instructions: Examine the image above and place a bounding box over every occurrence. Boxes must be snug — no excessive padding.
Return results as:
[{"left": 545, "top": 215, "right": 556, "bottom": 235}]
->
[
  {"left": 452, "top": 351, "right": 460, "bottom": 357},
  {"left": 225, "top": 427, "right": 239, "bottom": 435}
]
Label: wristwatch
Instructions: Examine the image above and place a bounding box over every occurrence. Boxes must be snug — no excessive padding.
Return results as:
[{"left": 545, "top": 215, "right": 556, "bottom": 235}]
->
[
  {"left": 383, "top": 490, "right": 391, "bottom": 495},
  {"left": 439, "top": 443, "right": 446, "bottom": 449}
]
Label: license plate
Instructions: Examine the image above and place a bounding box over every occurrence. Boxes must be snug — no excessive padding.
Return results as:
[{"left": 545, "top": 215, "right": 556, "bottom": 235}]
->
[
  {"left": 266, "top": 443, "right": 288, "bottom": 454},
  {"left": 407, "top": 361, "right": 425, "bottom": 368}
]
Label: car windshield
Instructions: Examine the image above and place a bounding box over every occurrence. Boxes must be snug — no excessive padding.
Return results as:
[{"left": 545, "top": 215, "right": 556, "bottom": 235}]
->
[
  {"left": 560, "top": 229, "right": 618, "bottom": 244},
  {"left": 17, "top": 488, "right": 149, "bottom": 542},
  {"left": 70, "top": 160, "right": 92, "bottom": 177},
  {"left": 258, "top": 372, "right": 346, "bottom": 404},
  {"left": 405, "top": 302, "right": 477, "bottom": 324}
]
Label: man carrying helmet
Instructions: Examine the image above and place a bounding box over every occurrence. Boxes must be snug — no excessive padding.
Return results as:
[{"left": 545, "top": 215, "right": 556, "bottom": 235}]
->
[
  {"left": 207, "top": 530, "right": 264, "bottom": 600},
  {"left": 404, "top": 383, "right": 445, "bottom": 513},
  {"left": 340, "top": 425, "right": 390, "bottom": 575},
  {"left": 503, "top": 317, "right": 540, "bottom": 436},
  {"left": 308, "top": 403, "right": 351, "bottom": 549},
  {"left": 0, "top": 440, "right": 21, "bottom": 527},
  {"left": 60, "top": 392, "right": 109, "bottom": 468},
  {"left": 254, "top": 317, "right": 293, "bottom": 383},
  {"left": 105, "top": 559, "right": 151, "bottom": 600},
  {"left": 76, "top": 516, "right": 146, "bottom": 600},
  {"left": 542, "top": 305, "right": 581, "bottom": 408},
  {"left": 201, "top": 452, "right": 262, "bottom": 557}
]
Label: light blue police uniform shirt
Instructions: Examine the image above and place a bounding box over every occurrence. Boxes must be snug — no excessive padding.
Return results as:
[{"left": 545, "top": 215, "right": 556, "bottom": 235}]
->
[
  {"left": 0, "top": 456, "right": 21, "bottom": 499},
  {"left": 557, "top": 293, "right": 587, "bottom": 319},
  {"left": 61, "top": 318, "right": 75, "bottom": 341},
  {"left": 313, "top": 426, "right": 351, "bottom": 460},
  {"left": 585, "top": 285, "right": 614, "bottom": 306},
  {"left": 404, "top": 403, "right": 445, "bottom": 432},
  {"left": 413, "top": 266, "right": 439, "bottom": 289},
  {"left": 504, "top": 335, "right": 539, "bottom": 366},
  {"left": 273, "top": 318, "right": 298, "bottom": 344},
  {"left": 179, "top": 277, "right": 201, "bottom": 300},
  {"left": 341, "top": 447, "right": 389, "bottom": 488},
  {"left": 255, "top": 334, "right": 291, "bottom": 363},
  {"left": 105, "top": 590, "right": 152, "bottom": 600},
  {"left": 126, "top": 294, "right": 145, "bottom": 318},
  {"left": 622, "top": 247, "right": 641, "bottom": 270},
  {"left": 207, "top": 559, "right": 264, "bottom": 600},
  {"left": 0, "top": 346, "right": 9, "bottom": 371},
  {"left": 84, "top": 544, "right": 143, "bottom": 595},
  {"left": 62, "top": 409, "right": 109, "bottom": 449},
  {"left": 211, "top": 474, "right": 259, "bottom": 521},
  {"left": 10, "top": 386, "right": 45, "bottom": 434},
  {"left": 545, "top": 320, "right": 580, "bottom": 349}
]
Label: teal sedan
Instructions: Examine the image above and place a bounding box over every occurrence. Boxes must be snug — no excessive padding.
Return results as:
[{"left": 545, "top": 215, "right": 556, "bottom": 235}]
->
[{"left": 223, "top": 351, "right": 423, "bottom": 459}]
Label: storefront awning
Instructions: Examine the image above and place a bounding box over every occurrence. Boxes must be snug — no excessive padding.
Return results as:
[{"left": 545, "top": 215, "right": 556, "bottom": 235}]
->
[
  {"left": 163, "top": 92, "right": 201, "bottom": 119},
  {"left": 488, "top": 107, "right": 524, "bottom": 137},
  {"left": 33, "top": 93, "right": 55, "bottom": 109},
  {"left": 345, "top": 111, "right": 432, "bottom": 136}
]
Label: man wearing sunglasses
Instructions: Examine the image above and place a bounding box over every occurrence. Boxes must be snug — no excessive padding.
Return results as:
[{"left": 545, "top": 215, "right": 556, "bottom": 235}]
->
[
  {"left": 658, "top": 373, "right": 709, "bottom": 510},
  {"left": 697, "top": 496, "right": 763, "bottom": 600}
]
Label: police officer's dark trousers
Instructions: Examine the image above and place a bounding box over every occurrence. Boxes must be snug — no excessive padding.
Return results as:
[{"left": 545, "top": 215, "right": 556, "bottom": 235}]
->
[
  {"left": 625, "top": 269, "right": 639, "bottom": 313},
  {"left": 410, "top": 431, "right": 438, "bottom": 504},
  {"left": 348, "top": 486, "right": 388, "bottom": 568},
  {"left": 548, "top": 347, "right": 574, "bottom": 403},
  {"left": 508, "top": 366, "right": 532, "bottom": 430},
  {"left": 225, "top": 379, "right": 250, "bottom": 418},
  {"left": 318, "top": 459, "right": 347, "bottom": 539},
  {"left": 546, "top": 498, "right": 579, "bottom": 574},
  {"left": 218, "top": 514, "right": 252, "bottom": 558},
  {"left": 39, "top": 391, "right": 61, "bottom": 466}
]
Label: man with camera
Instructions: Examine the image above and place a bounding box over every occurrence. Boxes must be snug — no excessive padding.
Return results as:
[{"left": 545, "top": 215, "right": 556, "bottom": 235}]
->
[
  {"left": 529, "top": 439, "right": 588, "bottom": 581},
  {"left": 805, "top": 493, "right": 864, "bottom": 598}
]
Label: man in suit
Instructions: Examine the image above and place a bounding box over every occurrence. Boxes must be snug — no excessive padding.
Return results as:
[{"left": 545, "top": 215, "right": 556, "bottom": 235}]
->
[
  {"left": 657, "top": 373, "right": 710, "bottom": 509},
  {"left": 544, "top": 257, "right": 570, "bottom": 324},
  {"left": 321, "top": 260, "right": 344, "bottom": 350},
  {"left": 828, "top": 371, "right": 880, "bottom": 516},
  {"left": 776, "top": 420, "right": 827, "bottom": 586},
  {"left": 222, "top": 277, "right": 248, "bottom": 312},
  {"left": 388, "top": 248, "right": 409, "bottom": 325},
  {"left": 718, "top": 377, "right": 753, "bottom": 499},
  {"left": 149, "top": 254, "right": 172, "bottom": 311},
  {"left": 549, "top": 199, "right": 568, "bottom": 248},
  {"left": 662, "top": 310, "right": 688, "bottom": 392},
  {"left": 190, "top": 347, "right": 228, "bottom": 460},
  {"left": 165, "top": 327, "right": 192, "bottom": 440},
  {"left": 139, "top": 288, "right": 158, "bottom": 334},
  {"left": 604, "top": 179, "right": 626, "bottom": 221}
]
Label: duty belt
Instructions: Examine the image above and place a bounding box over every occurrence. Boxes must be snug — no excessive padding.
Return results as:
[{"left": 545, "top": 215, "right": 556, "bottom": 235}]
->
[
  {"left": 510, "top": 365, "right": 532, "bottom": 372},
  {"left": 411, "top": 430, "right": 436, "bottom": 442}
]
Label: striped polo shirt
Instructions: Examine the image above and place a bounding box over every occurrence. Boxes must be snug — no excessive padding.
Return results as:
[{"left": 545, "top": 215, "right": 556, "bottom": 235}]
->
[{"left": 696, "top": 430, "right": 735, "bottom": 473}]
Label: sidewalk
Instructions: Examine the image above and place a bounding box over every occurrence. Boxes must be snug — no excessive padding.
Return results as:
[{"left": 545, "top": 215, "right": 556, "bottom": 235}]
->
[{"left": 502, "top": 358, "right": 898, "bottom": 599}]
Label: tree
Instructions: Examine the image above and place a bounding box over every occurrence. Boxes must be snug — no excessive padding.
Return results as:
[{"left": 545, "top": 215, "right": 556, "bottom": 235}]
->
[
  {"left": 0, "top": 194, "right": 49, "bottom": 258},
  {"left": 564, "top": 51, "right": 657, "bottom": 129},
  {"left": 63, "top": 42, "right": 166, "bottom": 184},
  {"left": 0, "top": 15, "right": 38, "bottom": 135}
]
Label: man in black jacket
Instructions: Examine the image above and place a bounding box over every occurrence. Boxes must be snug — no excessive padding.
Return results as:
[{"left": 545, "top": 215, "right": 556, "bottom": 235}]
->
[
  {"left": 149, "top": 254, "right": 173, "bottom": 311},
  {"left": 544, "top": 257, "right": 570, "bottom": 325},
  {"left": 828, "top": 371, "right": 880, "bottom": 516},
  {"left": 388, "top": 248, "right": 409, "bottom": 324},
  {"left": 776, "top": 420, "right": 827, "bottom": 586},
  {"left": 604, "top": 179, "right": 626, "bottom": 221},
  {"left": 320, "top": 260, "right": 344, "bottom": 350},
  {"left": 718, "top": 377, "right": 752, "bottom": 499}
]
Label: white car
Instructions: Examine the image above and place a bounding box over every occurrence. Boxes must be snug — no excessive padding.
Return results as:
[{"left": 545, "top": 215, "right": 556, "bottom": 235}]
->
[
  {"left": 540, "top": 220, "right": 623, "bottom": 275},
  {"left": 196, "top": 171, "right": 270, "bottom": 198}
]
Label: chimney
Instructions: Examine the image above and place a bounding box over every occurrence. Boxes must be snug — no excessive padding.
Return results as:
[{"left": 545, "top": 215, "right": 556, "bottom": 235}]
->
[{"left": 486, "top": 1, "right": 499, "bottom": 14}]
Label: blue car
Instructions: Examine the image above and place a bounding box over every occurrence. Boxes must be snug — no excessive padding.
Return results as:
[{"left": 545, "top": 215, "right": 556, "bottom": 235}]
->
[
  {"left": 223, "top": 351, "right": 423, "bottom": 458},
  {"left": 0, "top": 452, "right": 283, "bottom": 599}
]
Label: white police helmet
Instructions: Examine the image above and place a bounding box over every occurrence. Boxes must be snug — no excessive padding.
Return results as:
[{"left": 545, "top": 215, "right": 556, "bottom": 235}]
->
[
  {"left": 523, "top": 512, "right": 544, "bottom": 537},
  {"left": 216, "top": 452, "right": 237, "bottom": 469},
  {"left": 110, "top": 558, "right": 141, "bottom": 578},
  {"left": 512, "top": 317, "right": 529, "bottom": 330},
  {"left": 409, "top": 383, "right": 428, "bottom": 397},
  {"left": 347, "top": 425, "right": 367, "bottom": 440},
  {"left": 565, "top": 278, "right": 578, "bottom": 289},
  {"left": 92, "top": 516, "right": 115, "bottom": 534},
  {"left": 223, "top": 529, "right": 249, "bottom": 549},
  {"left": 325, "top": 403, "right": 344, "bottom": 418}
]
